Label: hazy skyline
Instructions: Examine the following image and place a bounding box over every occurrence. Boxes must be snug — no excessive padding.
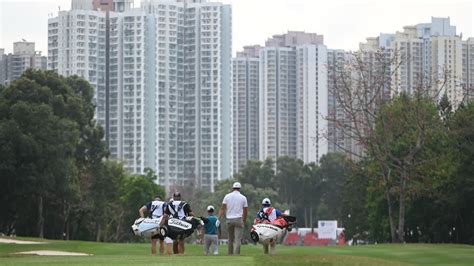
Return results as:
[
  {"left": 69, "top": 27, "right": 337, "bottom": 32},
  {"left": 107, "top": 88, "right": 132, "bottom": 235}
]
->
[{"left": 1, "top": 0, "right": 473, "bottom": 55}]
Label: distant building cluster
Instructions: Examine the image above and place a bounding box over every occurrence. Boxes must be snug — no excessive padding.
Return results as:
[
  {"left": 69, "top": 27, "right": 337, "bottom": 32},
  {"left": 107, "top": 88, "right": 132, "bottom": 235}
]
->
[
  {"left": 233, "top": 32, "right": 329, "bottom": 172},
  {"left": 233, "top": 17, "right": 474, "bottom": 171},
  {"left": 0, "top": 41, "right": 47, "bottom": 86},
  {"left": 360, "top": 18, "right": 472, "bottom": 108},
  {"left": 1, "top": 0, "right": 473, "bottom": 191},
  {"left": 46, "top": 0, "right": 232, "bottom": 192}
]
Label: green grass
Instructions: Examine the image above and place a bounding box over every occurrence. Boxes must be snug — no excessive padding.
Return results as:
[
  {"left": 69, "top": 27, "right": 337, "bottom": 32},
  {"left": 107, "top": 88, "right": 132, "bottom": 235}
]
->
[{"left": 1, "top": 237, "right": 473, "bottom": 265}]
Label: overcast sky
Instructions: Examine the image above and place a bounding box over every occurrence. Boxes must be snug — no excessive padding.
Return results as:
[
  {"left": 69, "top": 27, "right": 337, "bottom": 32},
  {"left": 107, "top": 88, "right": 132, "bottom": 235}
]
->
[{"left": 1, "top": 0, "right": 473, "bottom": 56}]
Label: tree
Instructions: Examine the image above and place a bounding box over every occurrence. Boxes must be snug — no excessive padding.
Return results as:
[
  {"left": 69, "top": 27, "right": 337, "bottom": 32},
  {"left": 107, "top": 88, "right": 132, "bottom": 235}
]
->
[
  {"left": 326, "top": 49, "right": 401, "bottom": 241},
  {"left": 274, "top": 156, "right": 305, "bottom": 208},
  {"left": 318, "top": 153, "right": 352, "bottom": 221},
  {"left": 445, "top": 102, "right": 474, "bottom": 243},
  {"left": 118, "top": 169, "right": 166, "bottom": 242},
  {"left": 0, "top": 70, "right": 174, "bottom": 242},
  {"left": 372, "top": 93, "right": 452, "bottom": 242},
  {"left": 326, "top": 46, "right": 458, "bottom": 242},
  {"left": 341, "top": 161, "right": 370, "bottom": 241},
  {"left": 0, "top": 70, "right": 82, "bottom": 238},
  {"left": 298, "top": 162, "right": 322, "bottom": 228},
  {"left": 89, "top": 160, "right": 126, "bottom": 241},
  {"left": 438, "top": 92, "right": 452, "bottom": 126},
  {"left": 233, "top": 159, "right": 275, "bottom": 189},
  {"left": 62, "top": 75, "right": 109, "bottom": 241}
]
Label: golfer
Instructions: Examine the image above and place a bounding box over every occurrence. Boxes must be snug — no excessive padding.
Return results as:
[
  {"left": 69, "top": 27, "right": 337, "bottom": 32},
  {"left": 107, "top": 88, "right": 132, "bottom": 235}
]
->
[{"left": 218, "top": 182, "right": 248, "bottom": 255}]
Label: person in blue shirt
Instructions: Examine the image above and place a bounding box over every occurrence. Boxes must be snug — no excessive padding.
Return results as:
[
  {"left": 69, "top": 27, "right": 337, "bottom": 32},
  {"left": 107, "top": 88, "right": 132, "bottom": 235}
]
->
[{"left": 201, "top": 205, "right": 221, "bottom": 255}]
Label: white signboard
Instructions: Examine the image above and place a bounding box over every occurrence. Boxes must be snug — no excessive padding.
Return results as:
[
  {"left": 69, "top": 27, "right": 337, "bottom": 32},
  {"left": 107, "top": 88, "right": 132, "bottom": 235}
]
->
[{"left": 318, "top": 220, "right": 338, "bottom": 240}]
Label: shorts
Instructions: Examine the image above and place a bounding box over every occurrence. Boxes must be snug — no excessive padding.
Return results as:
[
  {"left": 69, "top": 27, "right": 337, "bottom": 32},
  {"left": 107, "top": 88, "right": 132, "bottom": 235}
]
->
[
  {"left": 152, "top": 233, "right": 164, "bottom": 240},
  {"left": 152, "top": 235, "right": 172, "bottom": 244}
]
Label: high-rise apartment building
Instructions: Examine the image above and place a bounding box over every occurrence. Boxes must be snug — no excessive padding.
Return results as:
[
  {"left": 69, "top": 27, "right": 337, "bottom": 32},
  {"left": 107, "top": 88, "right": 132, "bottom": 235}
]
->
[
  {"left": 259, "top": 46, "right": 297, "bottom": 161},
  {"left": 463, "top": 38, "right": 474, "bottom": 101},
  {"left": 391, "top": 26, "right": 424, "bottom": 95},
  {"left": 330, "top": 17, "right": 469, "bottom": 160},
  {"left": 142, "top": 0, "right": 233, "bottom": 191},
  {"left": 232, "top": 45, "right": 260, "bottom": 173},
  {"left": 48, "top": 1, "right": 144, "bottom": 173},
  {"left": 362, "top": 17, "right": 464, "bottom": 107},
  {"left": 49, "top": 0, "right": 232, "bottom": 191},
  {"left": 430, "top": 35, "right": 463, "bottom": 106},
  {"left": 0, "top": 41, "right": 47, "bottom": 86},
  {"left": 416, "top": 17, "right": 456, "bottom": 88},
  {"left": 327, "top": 49, "right": 353, "bottom": 155},
  {"left": 409, "top": 17, "right": 463, "bottom": 106},
  {"left": 0, "top": 49, "right": 6, "bottom": 85},
  {"left": 296, "top": 44, "right": 328, "bottom": 163},
  {"left": 258, "top": 31, "right": 328, "bottom": 164}
]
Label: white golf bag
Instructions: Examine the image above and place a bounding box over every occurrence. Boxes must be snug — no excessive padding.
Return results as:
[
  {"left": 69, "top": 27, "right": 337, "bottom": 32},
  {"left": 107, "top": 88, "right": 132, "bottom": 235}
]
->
[
  {"left": 131, "top": 217, "right": 162, "bottom": 238},
  {"left": 250, "top": 216, "right": 297, "bottom": 244},
  {"left": 131, "top": 216, "right": 204, "bottom": 240}
]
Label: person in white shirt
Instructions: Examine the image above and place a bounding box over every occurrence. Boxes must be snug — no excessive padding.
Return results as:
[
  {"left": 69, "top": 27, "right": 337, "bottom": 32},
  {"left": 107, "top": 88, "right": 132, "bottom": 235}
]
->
[
  {"left": 139, "top": 195, "right": 172, "bottom": 256},
  {"left": 218, "top": 182, "right": 248, "bottom": 255}
]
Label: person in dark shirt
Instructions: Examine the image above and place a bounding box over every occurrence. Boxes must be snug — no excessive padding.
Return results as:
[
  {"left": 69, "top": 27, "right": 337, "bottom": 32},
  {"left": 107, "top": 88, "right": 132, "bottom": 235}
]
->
[{"left": 161, "top": 191, "right": 194, "bottom": 254}]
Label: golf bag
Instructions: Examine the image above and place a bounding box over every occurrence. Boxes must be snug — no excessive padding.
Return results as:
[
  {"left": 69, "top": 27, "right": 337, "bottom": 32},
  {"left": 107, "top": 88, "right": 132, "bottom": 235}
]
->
[
  {"left": 131, "top": 217, "right": 163, "bottom": 238},
  {"left": 131, "top": 216, "right": 203, "bottom": 240},
  {"left": 160, "top": 217, "right": 204, "bottom": 240},
  {"left": 250, "top": 215, "right": 297, "bottom": 244}
]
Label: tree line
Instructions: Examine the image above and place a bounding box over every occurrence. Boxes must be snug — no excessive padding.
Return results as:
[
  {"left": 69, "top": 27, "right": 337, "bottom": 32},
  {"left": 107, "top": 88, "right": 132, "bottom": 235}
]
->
[
  {"left": 0, "top": 70, "right": 165, "bottom": 241},
  {"left": 341, "top": 94, "right": 474, "bottom": 244}
]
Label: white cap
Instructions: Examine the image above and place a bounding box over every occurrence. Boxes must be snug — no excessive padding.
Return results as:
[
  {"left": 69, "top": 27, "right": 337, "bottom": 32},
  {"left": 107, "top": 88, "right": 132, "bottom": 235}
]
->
[
  {"left": 207, "top": 205, "right": 215, "bottom": 211},
  {"left": 262, "top": 198, "right": 271, "bottom": 205},
  {"left": 232, "top": 182, "right": 242, "bottom": 189}
]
